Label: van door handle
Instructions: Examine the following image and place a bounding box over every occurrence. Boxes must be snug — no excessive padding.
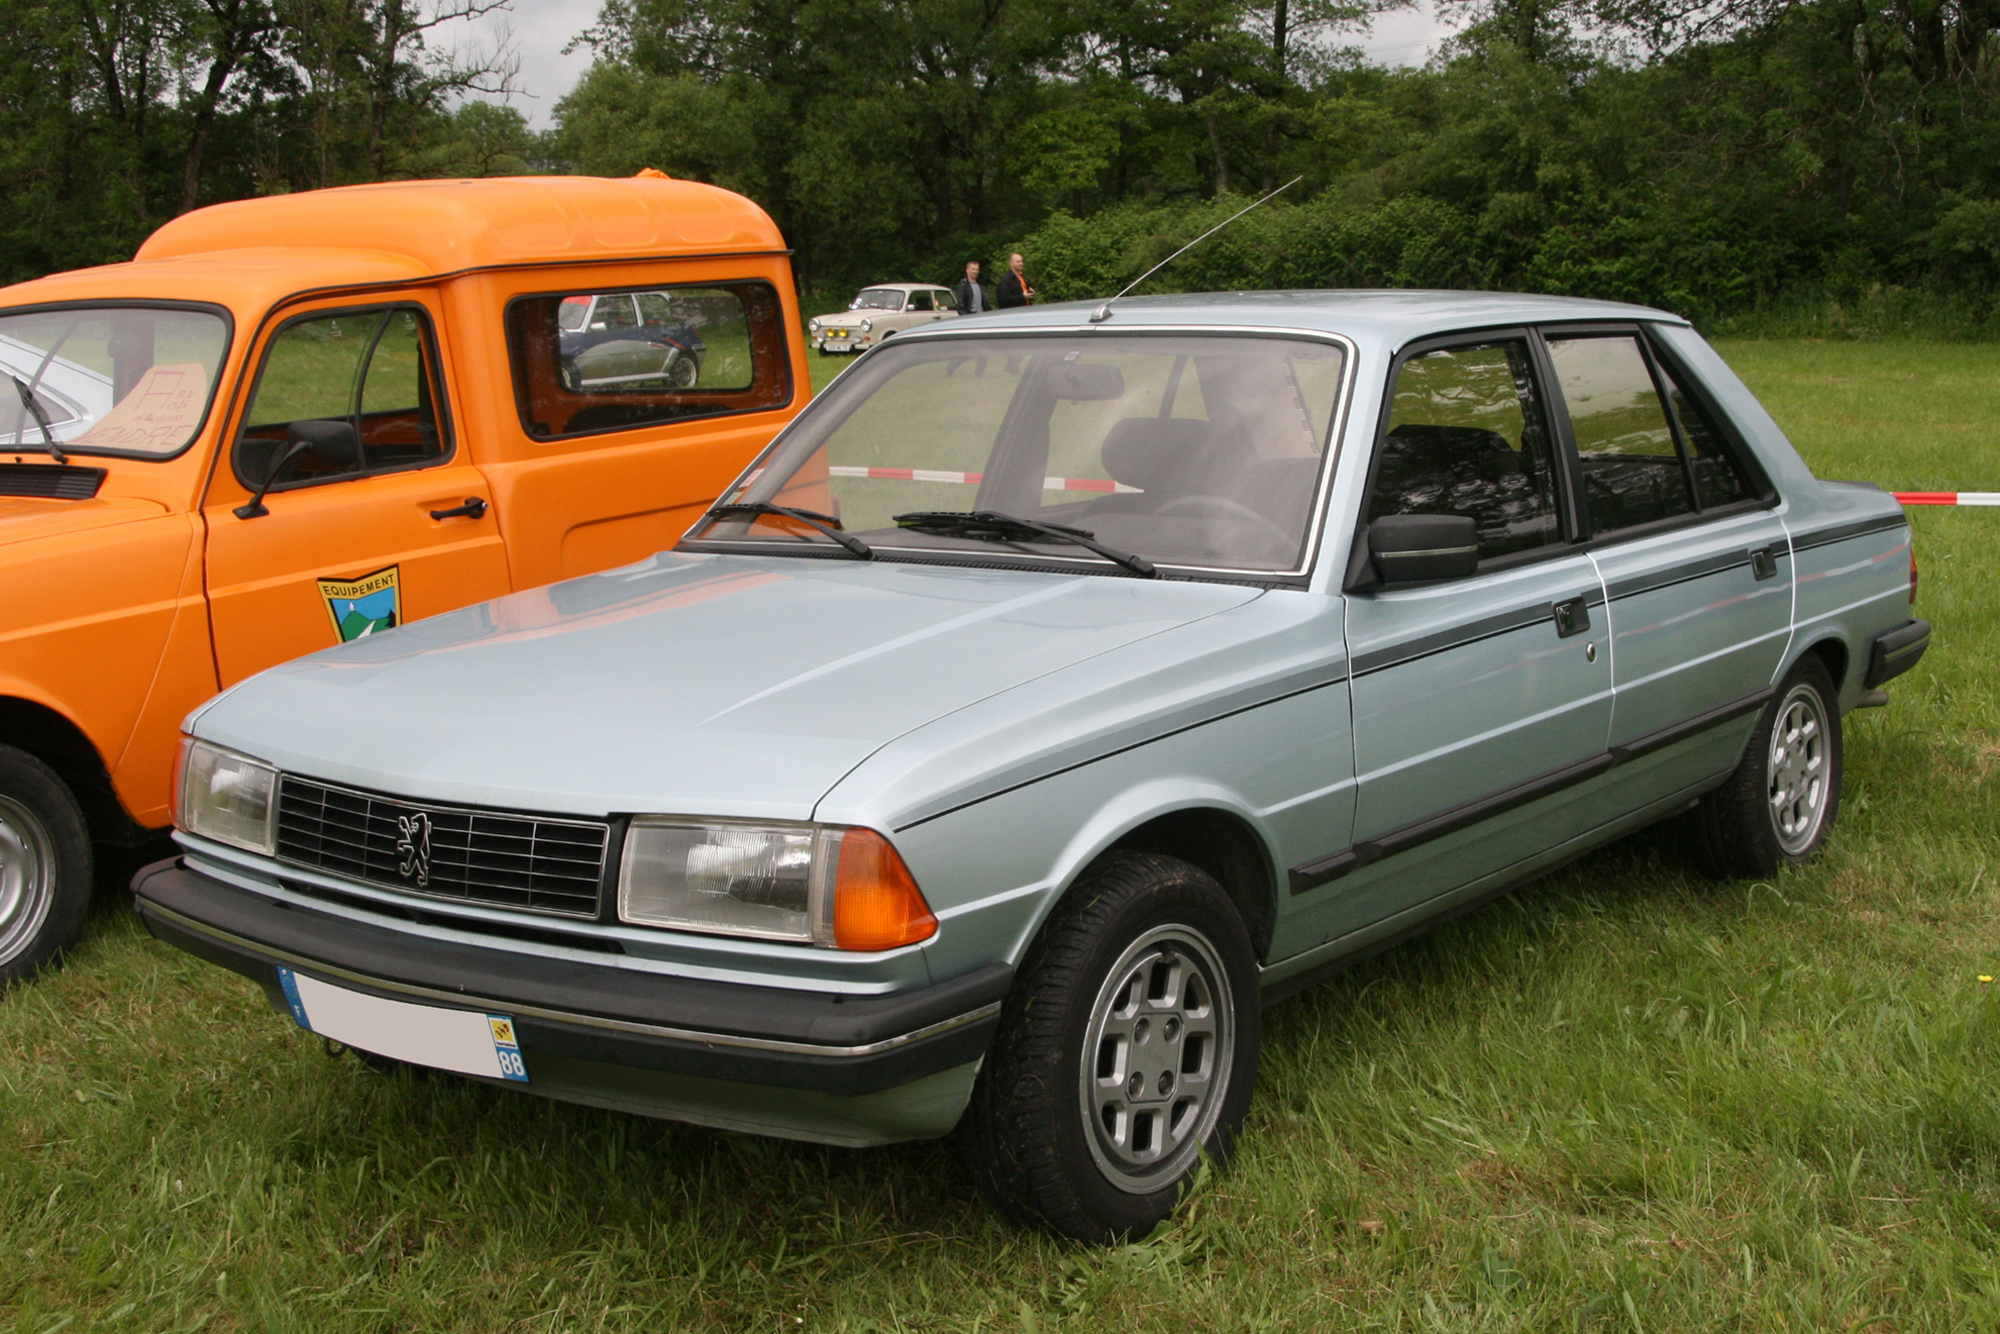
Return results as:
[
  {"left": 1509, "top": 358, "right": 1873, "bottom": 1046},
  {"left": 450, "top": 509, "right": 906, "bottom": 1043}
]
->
[
  {"left": 430, "top": 497, "right": 488, "bottom": 521},
  {"left": 1552, "top": 596, "right": 1591, "bottom": 638}
]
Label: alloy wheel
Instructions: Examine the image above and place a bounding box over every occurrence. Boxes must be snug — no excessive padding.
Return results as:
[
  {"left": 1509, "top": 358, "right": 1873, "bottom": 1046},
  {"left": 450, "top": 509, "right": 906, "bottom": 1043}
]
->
[
  {"left": 1768, "top": 682, "right": 1830, "bottom": 854},
  {"left": 1078, "top": 924, "right": 1236, "bottom": 1194}
]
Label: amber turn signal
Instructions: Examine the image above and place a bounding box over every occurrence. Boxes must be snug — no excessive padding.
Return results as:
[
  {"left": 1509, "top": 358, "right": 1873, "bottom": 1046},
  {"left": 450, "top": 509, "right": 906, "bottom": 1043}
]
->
[{"left": 832, "top": 829, "right": 937, "bottom": 951}]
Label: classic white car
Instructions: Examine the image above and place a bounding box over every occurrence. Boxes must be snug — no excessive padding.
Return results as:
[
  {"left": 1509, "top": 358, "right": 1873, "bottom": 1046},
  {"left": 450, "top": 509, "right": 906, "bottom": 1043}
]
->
[{"left": 809, "top": 283, "right": 959, "bottom": 353}]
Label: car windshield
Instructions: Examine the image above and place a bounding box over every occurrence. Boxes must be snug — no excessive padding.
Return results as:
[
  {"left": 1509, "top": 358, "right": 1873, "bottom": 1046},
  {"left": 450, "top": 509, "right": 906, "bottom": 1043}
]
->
[
  {"left": 851, "top": 289, "right": 904, "bottom": 311},
  {"left": 0, "top": 306, "right": 229, "bottom": 458},
  {"left": 689, "top": 333, "right": 1347, "bottom": 575}
]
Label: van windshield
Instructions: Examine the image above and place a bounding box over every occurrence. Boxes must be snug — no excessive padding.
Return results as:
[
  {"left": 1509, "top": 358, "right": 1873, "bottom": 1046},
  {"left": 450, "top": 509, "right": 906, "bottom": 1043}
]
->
[
  {"left": 687, "top": 333, "right": 1348, "bottom": 576},
  {"left": 0, "top": 306, "right": 229, "bottom": 458}
]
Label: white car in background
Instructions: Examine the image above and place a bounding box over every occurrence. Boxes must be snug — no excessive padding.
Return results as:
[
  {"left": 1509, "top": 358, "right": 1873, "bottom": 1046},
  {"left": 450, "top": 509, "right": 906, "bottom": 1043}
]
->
[{"left": 809, "top": 284, "right": 959, "bottom": 354}]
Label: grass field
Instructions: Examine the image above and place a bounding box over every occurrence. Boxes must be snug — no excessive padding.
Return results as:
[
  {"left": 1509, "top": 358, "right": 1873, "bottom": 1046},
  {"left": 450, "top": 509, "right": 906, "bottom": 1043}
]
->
[{"left": 5, "top": 340, "right": 1999, "bottom": 1332}]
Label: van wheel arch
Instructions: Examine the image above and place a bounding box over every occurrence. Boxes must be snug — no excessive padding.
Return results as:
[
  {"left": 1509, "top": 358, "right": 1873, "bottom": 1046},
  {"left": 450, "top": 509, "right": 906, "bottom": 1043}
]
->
[{"left": 0, "top": 698, "right": 150, "bottom": 846}]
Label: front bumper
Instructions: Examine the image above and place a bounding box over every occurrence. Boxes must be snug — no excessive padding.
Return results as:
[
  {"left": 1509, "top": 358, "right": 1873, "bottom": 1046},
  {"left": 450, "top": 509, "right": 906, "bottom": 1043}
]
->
[{"left": 133, "top": 858, "right": 1008, "bottom": 1144}]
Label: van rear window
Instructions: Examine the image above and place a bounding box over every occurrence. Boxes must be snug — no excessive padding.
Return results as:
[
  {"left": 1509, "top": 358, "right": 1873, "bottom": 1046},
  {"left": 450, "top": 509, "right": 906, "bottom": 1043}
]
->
[{"left": 505, "top": 281, "right": 792, "bottom": 441}]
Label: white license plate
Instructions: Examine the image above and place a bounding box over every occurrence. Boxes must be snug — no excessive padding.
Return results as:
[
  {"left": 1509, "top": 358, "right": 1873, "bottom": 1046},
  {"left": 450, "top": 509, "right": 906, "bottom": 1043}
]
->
[{"left": 277, "top": 966, "right": 528, "bottom": 1082}]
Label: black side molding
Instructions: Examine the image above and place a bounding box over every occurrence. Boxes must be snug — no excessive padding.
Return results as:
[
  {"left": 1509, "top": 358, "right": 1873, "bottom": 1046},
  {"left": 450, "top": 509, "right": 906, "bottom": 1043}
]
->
[
  {"left": 1290, "top": 687, "right": 1774, "bottom": 895},
  {"left": 1865, "top": 619, "right": 1930, "bottom": 689}
]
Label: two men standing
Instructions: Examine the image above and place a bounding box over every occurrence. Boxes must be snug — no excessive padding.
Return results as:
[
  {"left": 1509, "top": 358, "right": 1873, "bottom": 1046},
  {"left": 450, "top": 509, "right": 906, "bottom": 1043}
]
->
[{"left": 956, "top": 253, "right": 1034, "bottom": 314}]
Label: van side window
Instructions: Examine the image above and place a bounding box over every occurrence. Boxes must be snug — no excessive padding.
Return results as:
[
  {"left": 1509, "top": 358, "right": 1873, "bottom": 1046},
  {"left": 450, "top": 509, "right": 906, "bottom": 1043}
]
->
[
  {"left": 1547, "top": 335, "right": 1696, "bottom": 535},
  {"left": 235, "top": 306, "right": 448, "bottom": 493},
  {"left": 506, "top": 281, "right": 793, "bottom": 440},
  {"left": 1366, "top": 340, "right": 1561, "bottom": 562}
]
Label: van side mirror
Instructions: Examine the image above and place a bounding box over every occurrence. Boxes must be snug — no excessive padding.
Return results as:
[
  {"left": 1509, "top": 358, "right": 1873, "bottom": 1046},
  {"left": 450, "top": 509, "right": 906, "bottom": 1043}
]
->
[
  {"left": 1368, "top": 514, "right": 1480, "bottom": 586},
  {"left": 233, "top": 419, "right": 360, "bottom": 519},
  {"left": 288, "top": 418, "right": 360, "bottom": 469}
]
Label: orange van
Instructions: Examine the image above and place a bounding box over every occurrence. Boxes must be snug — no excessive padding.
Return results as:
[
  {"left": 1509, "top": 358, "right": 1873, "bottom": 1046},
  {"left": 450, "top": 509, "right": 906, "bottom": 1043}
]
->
[{"left": 0, "top": 174, "right": 808, "bottom": 984}]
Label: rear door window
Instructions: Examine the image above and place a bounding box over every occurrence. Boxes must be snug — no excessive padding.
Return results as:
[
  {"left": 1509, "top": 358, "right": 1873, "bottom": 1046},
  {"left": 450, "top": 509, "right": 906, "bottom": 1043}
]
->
[{"left": 1546, "top": 334, "right": 1697, "bottom": 536}]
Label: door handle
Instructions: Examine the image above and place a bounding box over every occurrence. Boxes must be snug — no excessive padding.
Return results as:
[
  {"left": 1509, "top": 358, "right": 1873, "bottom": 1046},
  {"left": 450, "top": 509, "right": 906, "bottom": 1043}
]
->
[
  {"left": 1552, "top": 595, "right": 1591, "bottom": 638},
  {"left": 429, "top": 496, "right": 488, "bottom": 521},
  {"left": 1750, "top": 546, "right": 1780, "bottom": 580}
]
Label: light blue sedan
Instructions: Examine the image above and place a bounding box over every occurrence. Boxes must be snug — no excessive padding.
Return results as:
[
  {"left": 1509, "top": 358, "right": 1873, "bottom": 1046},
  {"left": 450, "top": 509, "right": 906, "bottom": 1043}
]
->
[{"left": 138, "top": 291, "right": 1929, "bottom": 1241}]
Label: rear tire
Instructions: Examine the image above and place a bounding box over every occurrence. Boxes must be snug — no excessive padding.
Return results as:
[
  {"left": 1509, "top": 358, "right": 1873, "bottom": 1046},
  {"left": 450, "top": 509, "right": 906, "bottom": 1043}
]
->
[
  {"left": 1695, "top": 655, "right": 1843, "bottom": 878},
  {"left": 957, "top": 852, "right": 1259, "bottom": 1242},
  {"left": 0, "top": 745, "right": 92, "bottom": 989}
]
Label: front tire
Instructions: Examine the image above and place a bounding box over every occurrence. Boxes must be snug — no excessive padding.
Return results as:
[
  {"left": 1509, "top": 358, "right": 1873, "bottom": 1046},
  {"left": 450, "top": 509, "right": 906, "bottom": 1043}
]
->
[
  {"left": 1695, "top": 655, "right": 1843, "bottom": 878},
  {"left": 0, "top": 745, "right": 92, "bottom": 988},
  {"left": 957, "top": 852, "right": 1259, "bottom": 1242}
]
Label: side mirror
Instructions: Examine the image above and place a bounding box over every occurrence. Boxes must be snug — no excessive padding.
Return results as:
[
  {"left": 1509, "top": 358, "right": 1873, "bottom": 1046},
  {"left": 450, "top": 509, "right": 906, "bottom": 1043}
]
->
[
  {"left": 234, "top": 419, "right": 360, "bottom": 519},
  {"left": 1368, "top": 514, "right": 1479, "bottom": 586},
  {"left": 288, "top": 418, "right": 360, "bottom": 469}
]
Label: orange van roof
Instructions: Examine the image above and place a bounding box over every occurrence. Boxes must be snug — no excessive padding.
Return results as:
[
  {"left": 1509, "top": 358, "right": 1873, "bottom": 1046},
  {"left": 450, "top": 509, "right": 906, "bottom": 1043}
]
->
[
  {"left": 0, "top": 176, "right": 787, "bottom": 317},
  {"left": 137, "top": 176, "right": 786, "bottom": 272}
]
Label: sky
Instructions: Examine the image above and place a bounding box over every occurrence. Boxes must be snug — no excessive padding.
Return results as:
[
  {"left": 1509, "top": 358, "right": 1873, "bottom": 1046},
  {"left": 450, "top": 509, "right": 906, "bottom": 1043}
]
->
[{"left": 451, "top": 0, "right": 1459, "bottom": 131}]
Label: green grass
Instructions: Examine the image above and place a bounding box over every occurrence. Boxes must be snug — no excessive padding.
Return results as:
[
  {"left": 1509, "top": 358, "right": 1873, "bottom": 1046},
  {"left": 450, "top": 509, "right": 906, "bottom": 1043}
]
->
[{"left": 6, "top": 340, "right": 2000, "bottom": 1332}]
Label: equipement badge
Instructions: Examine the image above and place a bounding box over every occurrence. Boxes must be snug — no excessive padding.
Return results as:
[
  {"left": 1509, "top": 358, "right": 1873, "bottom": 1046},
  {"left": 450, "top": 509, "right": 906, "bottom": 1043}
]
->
[{"left": 317, "top": 565, "right": 402, "bottom": 642}]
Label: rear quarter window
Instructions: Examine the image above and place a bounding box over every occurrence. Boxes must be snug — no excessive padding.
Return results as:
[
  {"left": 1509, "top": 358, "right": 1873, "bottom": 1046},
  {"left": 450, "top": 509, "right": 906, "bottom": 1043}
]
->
[{"left": 506, "top": 281, "right": 792, "bottom": 441}]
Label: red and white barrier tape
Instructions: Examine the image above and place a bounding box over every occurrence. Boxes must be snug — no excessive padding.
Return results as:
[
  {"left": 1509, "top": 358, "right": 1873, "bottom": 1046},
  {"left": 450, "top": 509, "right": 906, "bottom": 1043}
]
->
[
  {"left": 827, "top": 465, "right": 1139, "bottom": 494},
  {"left": 1895, "top": 492, "right": 2000, "bottom": 505}
]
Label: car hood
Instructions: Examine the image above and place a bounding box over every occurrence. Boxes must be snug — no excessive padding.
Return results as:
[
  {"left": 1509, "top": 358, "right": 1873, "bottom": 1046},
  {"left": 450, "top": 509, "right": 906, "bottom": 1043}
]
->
[
  {"left": 0, "top": 494, "right": 168, "bottom": 548},
  {"left": 192, "top": 553, "right": 1262, "bottom": 820}
]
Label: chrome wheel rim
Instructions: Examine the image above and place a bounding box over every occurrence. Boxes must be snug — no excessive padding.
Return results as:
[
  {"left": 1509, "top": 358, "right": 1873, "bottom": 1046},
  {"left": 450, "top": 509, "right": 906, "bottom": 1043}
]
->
[
  {"left": 1079, "top": 924, "right": 1235, "bottom": 1195},
  {"left": 1768, "top": 683, "right": 1831, "bottom": 855},
  {"left": 0, "top": 794, "right": 57, "bottom": 967}
]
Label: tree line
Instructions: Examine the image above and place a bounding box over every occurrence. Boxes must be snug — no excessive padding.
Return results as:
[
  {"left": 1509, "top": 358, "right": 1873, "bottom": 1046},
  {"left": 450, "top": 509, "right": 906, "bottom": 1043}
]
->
[{"left": 5, "top": 0, "right": 1998, "bottom": 329}]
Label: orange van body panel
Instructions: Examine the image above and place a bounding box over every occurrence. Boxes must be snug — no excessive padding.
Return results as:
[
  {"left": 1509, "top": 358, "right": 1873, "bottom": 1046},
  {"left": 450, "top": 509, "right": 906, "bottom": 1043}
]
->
[{"left": 0, "top": 175, "right": 807, "bottom": 835}]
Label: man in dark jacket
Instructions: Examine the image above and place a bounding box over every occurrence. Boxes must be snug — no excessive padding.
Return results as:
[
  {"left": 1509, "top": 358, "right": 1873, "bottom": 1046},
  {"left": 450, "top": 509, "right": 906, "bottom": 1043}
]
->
[
  {"left": 997, "top": 252, "right": 1034, "bottom": 307},
  {"left": 954, "top": 261, "right": 989, "bottom": 315}
]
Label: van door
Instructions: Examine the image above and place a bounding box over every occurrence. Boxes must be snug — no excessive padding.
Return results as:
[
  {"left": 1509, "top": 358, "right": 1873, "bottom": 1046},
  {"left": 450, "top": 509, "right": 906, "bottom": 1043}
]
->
[{"left": 203, "top": 299, "right": 512, "bottom": 685}]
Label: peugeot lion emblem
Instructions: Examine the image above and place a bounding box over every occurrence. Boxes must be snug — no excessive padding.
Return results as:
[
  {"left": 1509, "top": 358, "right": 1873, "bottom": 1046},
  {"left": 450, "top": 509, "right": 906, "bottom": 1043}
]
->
[{"left": 395, "top": 811, "right": 433, "bottom": 888}]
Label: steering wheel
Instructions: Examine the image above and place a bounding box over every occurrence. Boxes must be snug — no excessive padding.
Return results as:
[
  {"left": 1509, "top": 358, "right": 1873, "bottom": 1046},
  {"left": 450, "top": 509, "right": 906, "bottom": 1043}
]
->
[{"left": 1155, "top": 494, "right": 1295, "bottom": 554}]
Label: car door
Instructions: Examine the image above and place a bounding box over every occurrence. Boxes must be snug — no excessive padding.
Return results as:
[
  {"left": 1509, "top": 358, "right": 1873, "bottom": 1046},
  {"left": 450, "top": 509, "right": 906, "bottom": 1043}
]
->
[
  {"left": 1545, "top": 325, "right": 1793, "bottom": 797},
  {"left": 1300, "top": 333, "right": 1613, "bottom": 942},
  {"left": 203, "top": 298, "right": 511, "bottom": 685}
]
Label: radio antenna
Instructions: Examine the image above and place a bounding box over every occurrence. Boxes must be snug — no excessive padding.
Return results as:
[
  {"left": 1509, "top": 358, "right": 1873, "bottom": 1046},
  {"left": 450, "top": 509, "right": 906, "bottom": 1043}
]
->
[{"left": 1089, "top": 176, "right": 1303, "bottom": 323}]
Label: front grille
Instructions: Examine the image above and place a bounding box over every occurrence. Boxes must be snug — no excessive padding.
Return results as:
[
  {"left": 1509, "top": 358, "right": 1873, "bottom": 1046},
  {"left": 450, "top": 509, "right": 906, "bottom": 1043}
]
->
[{"left": 275, "top": 776, "right": 610, "bottom": 918}]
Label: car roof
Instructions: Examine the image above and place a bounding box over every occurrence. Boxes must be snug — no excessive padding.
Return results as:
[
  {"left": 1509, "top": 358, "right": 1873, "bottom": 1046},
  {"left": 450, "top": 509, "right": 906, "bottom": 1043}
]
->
[
  {"left": 858, "top": 283, "right": 950, "bottom": 293},
  {"left": 914, "top": 289, "right": 1688, "bottom": 343},
  {"left": 0, "top": 176, "right": 785, "bottom": 316}
]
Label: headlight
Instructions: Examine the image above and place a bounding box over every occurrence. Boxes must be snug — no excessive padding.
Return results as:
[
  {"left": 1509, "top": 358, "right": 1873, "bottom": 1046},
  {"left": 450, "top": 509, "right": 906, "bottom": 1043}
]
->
[
  {"left": 809, "top": 316, "right": 822, "bottom": 330},
  {"left": 618, "top": 819, "right": 935, "bottom": 950},
  {"left": 175, "top": 738, "right": 278, "bottom": 854},
  {"left": 860, "top": 318, "right": 872, "bottom": 332}
]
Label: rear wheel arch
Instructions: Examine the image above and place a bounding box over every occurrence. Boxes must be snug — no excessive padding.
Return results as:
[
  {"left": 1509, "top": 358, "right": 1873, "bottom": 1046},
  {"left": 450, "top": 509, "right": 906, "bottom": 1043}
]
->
[
  {"left": 0, "top": 697, "right": 148, "bottom": 845},
  {"left": 1799, "top": 635, "right": 1850, "bottom": 698}
]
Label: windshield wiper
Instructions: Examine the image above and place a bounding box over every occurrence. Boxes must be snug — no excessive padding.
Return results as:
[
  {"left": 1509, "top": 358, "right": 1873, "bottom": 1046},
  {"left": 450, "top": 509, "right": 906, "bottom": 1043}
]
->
[
  {"left": 893, "top": 510, "right": 1156, "bottom": 577},
  {"left": 9, "top": 375, "right": 67, "bottom": 464},
  {"left": 705, "top": 501, "right": 873, "bottom": 559}
]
